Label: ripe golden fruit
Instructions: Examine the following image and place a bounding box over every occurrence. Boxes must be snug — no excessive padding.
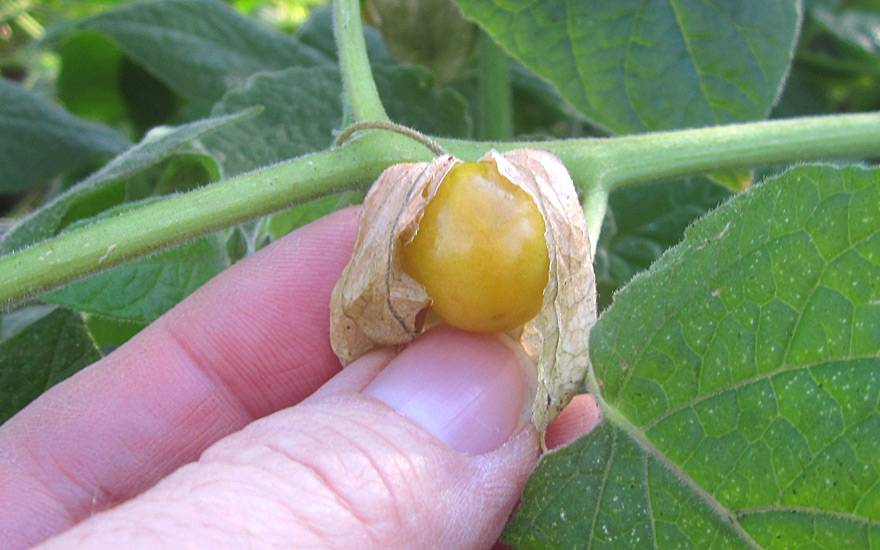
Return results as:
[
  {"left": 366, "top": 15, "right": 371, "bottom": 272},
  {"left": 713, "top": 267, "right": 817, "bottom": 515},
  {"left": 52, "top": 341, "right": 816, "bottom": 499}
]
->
[
  {"left": 330, "top": 149, "right": 596, "bottom": 434},
  {"left": 402, "top": 161, "right": 549, "bottom": 333}
]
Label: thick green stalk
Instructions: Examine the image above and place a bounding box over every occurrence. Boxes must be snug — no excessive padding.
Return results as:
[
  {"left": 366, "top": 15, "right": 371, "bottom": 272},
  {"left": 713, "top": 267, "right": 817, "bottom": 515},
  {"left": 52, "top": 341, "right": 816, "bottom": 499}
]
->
[
  {"left": 581, "top": 112, "right": 880, "bottom": 191},
  {"left": 0, "top": 136, "right": 425, "bottom": 309},
  {"left": 476, "top": 33, "right": 513, "bottom": 141},
  {"left": 333, "top": 0, "right": 388, "bottom": 122},
  {"left": 2, "top": 112, "right": 879, "bottom": 310}
]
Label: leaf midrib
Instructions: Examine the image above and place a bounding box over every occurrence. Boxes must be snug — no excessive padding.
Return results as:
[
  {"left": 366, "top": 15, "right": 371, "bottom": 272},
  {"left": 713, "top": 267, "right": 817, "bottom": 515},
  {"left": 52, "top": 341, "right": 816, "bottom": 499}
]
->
[{"left": 597, "top": 395, "right": 764, "bottom": 550}]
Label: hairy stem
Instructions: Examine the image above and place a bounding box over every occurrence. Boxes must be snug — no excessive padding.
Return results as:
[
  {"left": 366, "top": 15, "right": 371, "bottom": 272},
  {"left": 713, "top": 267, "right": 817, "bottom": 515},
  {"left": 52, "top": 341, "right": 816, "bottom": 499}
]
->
[
  {"left": 2, "top": 112, "right": 879, "bottom": 310},
  {"left": 476, "top": 32, "right": 513, "bottom": 141},
  {"left": 586, "top": 112, "right": 880, "bottom": 190},
  {"left": 336, "top": 120, "right": 447, "bottom": 156},
  {"left": 0, "top": 136, "right": 426, "bottom": 309},
  {"left": 333, "top": 0, "right": 388, "bottom": 122}
]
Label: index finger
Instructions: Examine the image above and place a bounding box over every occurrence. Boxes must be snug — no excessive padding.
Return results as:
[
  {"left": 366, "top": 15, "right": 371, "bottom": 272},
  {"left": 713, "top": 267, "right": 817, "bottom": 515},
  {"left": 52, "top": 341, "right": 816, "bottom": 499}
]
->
[{"left": 0, "top": 207, "right": 359, "bottom": 550}]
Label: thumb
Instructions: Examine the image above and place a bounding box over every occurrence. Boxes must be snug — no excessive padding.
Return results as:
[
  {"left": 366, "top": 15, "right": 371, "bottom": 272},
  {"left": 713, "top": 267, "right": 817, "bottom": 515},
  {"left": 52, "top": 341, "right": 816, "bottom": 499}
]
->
[{"left": 36, "top": 326, "right": 540, "bottom": 550}]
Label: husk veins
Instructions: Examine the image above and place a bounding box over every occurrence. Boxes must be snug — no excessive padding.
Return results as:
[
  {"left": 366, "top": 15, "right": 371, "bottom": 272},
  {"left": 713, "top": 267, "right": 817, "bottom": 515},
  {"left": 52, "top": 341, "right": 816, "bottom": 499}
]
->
[{"left": 330, "top": 149, "right": 596, "bottom": 433}]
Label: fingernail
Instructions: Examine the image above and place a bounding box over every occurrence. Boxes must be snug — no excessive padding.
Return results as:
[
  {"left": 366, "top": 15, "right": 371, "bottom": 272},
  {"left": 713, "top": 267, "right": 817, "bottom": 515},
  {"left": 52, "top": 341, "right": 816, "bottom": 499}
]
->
[{"left": 363, "top": 325, "right": 535, "bottom": 455}]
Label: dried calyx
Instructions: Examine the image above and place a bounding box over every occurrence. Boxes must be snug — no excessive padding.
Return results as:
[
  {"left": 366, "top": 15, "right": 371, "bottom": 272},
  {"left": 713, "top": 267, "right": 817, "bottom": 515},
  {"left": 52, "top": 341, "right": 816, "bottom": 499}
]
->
[{"left": 330, "top": 149, "right": 597, "bottom": 433}]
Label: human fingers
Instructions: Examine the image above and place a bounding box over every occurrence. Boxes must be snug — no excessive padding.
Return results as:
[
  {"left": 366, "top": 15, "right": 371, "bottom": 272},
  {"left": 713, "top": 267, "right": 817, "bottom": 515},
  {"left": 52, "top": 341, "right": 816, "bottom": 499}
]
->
[
  {"left": 0, "top": 207, "right": 359, "bottom": 550},
  {"left": 34, "top": 326, "right": 541, "bottom": 550}
]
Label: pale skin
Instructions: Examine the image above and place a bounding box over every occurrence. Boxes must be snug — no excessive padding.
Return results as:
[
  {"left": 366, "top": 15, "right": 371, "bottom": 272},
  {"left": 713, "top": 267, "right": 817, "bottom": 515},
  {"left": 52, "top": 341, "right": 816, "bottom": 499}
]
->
[{"left": 0, "top": 207, "right": 599, "bottom": 550}]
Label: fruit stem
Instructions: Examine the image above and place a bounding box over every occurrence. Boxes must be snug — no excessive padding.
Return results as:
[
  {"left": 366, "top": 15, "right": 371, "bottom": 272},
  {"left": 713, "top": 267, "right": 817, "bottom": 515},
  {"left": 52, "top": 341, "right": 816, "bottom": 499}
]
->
[{"left": 336, "top": 120, "right": 448, "bottom": 156}]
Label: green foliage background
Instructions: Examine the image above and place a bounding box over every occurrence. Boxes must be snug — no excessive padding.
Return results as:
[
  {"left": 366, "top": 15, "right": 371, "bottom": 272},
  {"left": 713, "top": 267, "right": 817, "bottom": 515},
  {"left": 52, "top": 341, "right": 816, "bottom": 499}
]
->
[{"left": 1, "top": 0, "right": 880, "bottom": 548}]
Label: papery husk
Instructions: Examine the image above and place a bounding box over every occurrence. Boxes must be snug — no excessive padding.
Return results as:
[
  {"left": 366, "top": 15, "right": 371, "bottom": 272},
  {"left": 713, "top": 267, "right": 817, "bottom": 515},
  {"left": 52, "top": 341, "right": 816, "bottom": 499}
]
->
[{"left": 330, "top": 149, "right": 596, "bottom": 433}]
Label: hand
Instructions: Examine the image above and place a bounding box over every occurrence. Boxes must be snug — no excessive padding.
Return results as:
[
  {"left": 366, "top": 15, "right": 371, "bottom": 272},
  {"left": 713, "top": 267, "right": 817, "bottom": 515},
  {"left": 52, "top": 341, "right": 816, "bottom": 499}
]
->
[{"left": 0, "top": 207, "right": 599, "bottom": 550}]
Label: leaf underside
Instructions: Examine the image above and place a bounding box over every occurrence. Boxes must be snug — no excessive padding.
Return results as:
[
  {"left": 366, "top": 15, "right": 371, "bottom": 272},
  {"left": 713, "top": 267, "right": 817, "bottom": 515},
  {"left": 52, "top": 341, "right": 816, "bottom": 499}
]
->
[{"left": 0, "top": 79, "right": 129, "bottom": 193}]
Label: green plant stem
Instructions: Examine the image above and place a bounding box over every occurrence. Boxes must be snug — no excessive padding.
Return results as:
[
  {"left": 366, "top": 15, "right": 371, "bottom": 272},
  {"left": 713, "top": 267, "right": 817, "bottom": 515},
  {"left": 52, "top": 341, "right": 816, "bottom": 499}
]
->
[
  {"left": 2, "top": 112, "right": 879, "bottom": 310},
  {"left": 0, "top": 135, "right": 427, "bottom": 309},
  {"left": 333, "top": 0, "right": 388, "bottom": 122},
  {"left": 477, "top": 33, "right": 513, "bottom": 141},
  {"left": 336, "top": 120, "right": 448, "bottom": 156},
  {"left": 581, "top": 112, "right": 880, "bottom": 191}
]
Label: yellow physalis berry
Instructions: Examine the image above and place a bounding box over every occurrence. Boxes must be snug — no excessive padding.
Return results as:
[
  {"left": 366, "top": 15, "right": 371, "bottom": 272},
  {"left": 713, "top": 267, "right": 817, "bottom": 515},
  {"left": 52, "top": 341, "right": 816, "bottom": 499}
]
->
[
  {"left": 401, "top": 161, "right": 550, "bottom": 333},
  {"left": 330, "top": 147, "right": 596, "bottom": 433}
]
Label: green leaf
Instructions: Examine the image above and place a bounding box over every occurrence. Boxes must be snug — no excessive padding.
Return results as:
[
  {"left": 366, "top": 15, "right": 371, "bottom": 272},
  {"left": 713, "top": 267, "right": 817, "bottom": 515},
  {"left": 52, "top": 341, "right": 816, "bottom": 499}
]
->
[
  {"left": 505, "top": 422, "right": 750, "bottom": 549},
  {"left": 0, "top": 109, "right": 254, "bottom": 254},
  {"left": 0, "top": 309, "right": 101, "bottom": 424},
  {"left": 84, "top": 315, "right": 146, "bottom": 352},
  {"left": 0, "top": 78, "right": 129, "bottom": 193},
  {"left": 508, "top": 164, "right": 880, "bottom": 548},
  {"left": 595, "top": 178, "right": 732, "bottom": 309},
  {"left": 266, "top": 192, "right": 364, "bottom": 241},
  {"left": 375, "top": 64, "right": 471, "bottom": 138},
  {"left": 41, "top": 234, "right": 226, "bottom": 324},
  {"left": 65, "top": 0, "right": 331, "bottom": 103},
  {"left": 1, "top": 305, "right": 57, "bottom": 341},
  {"left": 55, "top": 30, "right": 179, "bottom": 136},
  {"left": 774, "top": 7, "right": 880, "bottom": 118},
  {"left": 205, "top": 67, "right": 344, "bottom": 177},
  {"left": 56, "top": 31, "right": 129, "bottom": 125},
  {"left": 456, "top": 0, "right": 802, "bottom": 134},
  {"left": 205, "top": 66, "right": 469, "bottom": 177}
]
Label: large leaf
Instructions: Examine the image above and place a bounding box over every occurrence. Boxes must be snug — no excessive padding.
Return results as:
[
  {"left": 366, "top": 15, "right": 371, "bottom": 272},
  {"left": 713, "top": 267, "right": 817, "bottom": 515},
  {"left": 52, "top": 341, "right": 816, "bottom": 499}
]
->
[
  {"left": 595, "top": 178, "right": 732, "bottom": 309},
  {"left": 0, "top": 109, "right": 254, "bottom": 254},
  {"left": 0, "top": 78, "right": 129, "bottom": 193},
  {"left": 507, "top": 164, "right": 880, "bottom": 548},
  {"left": 0, "top": 309, "right": 101, "bottom": 424},
  {"left": 204, "top": 67, "right": 343, "bottom": 176},
  {"left": 62, "top": 0, "right": 331, "bottom": 103},
  {"left": 456, "top": 0, "right": 802, "bottom": 134},
  {"left": 41, "top": 234, "right": 226, "bottom": 324}
]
